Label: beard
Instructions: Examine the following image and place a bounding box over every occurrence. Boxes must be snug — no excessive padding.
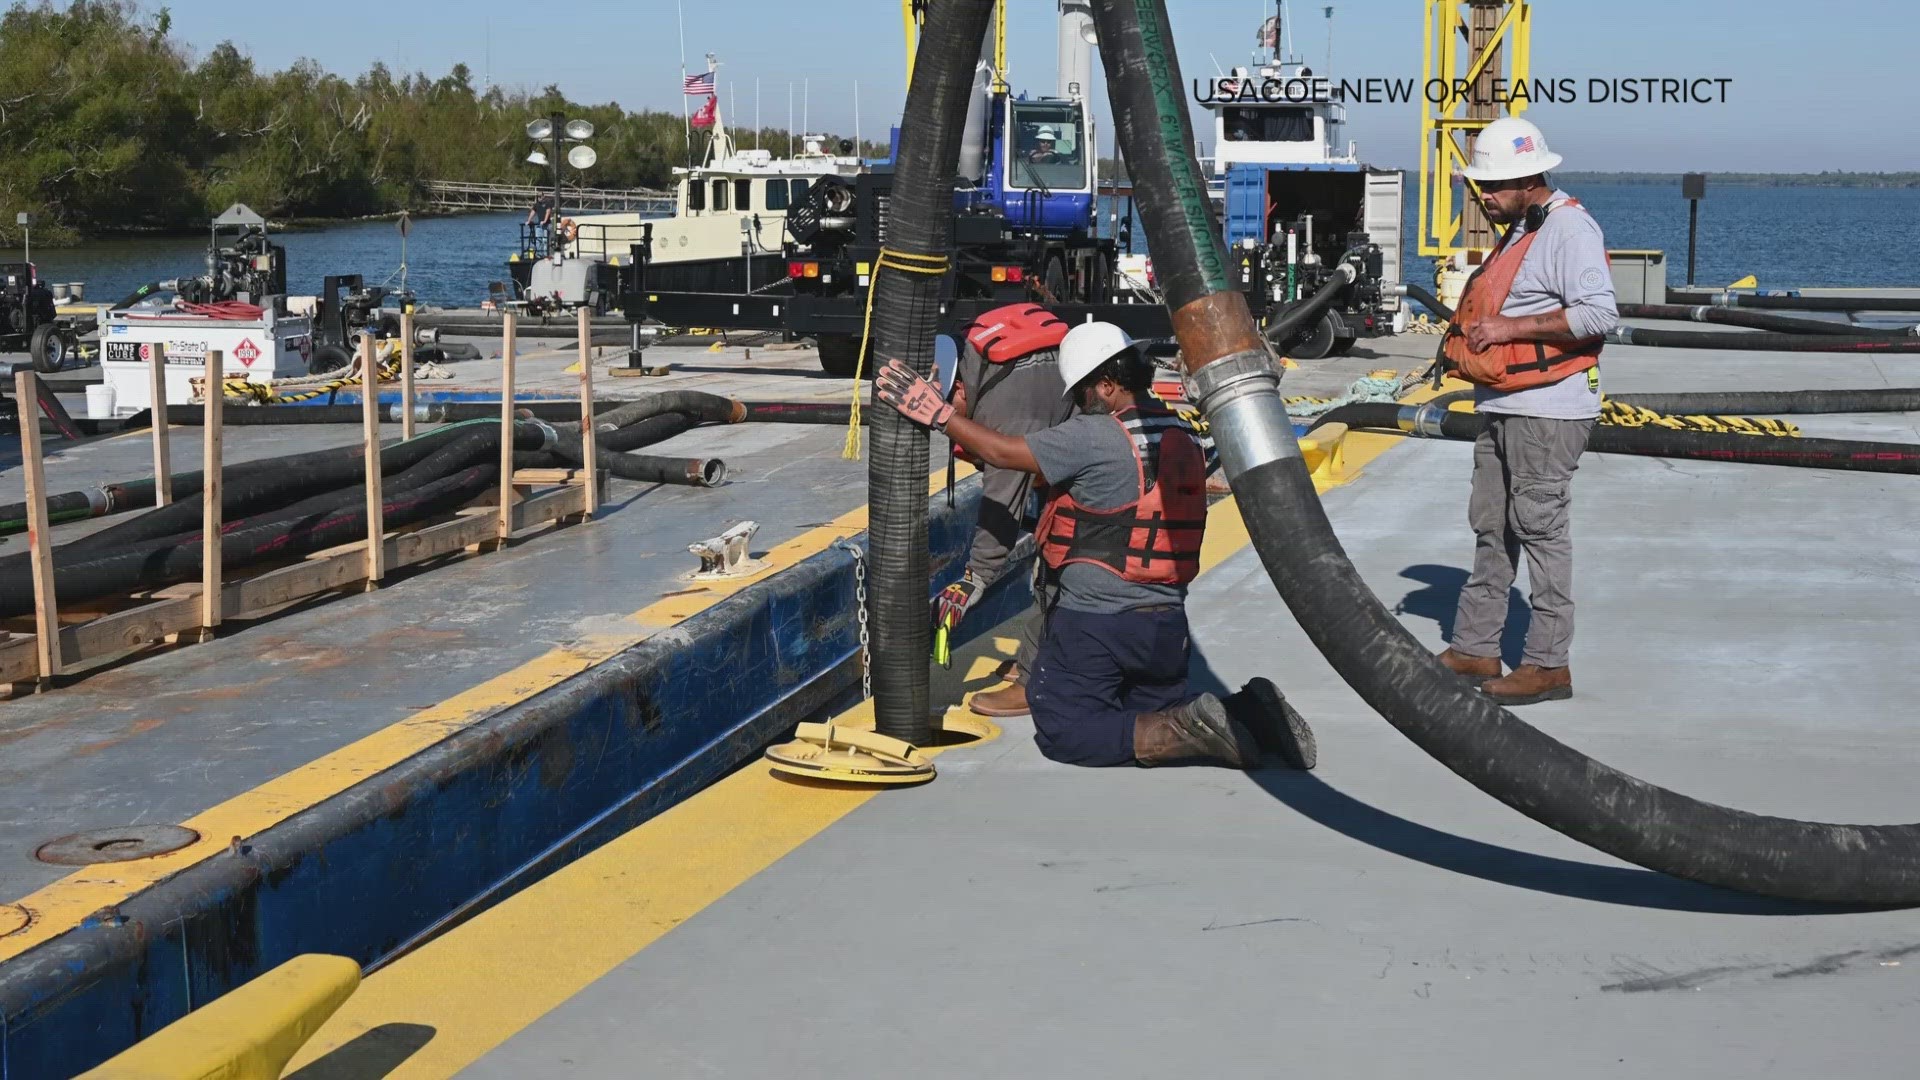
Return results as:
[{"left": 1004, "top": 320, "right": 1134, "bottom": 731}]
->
[{"left": 1078, "top": 390, "right": 1113, "bottom": 416}]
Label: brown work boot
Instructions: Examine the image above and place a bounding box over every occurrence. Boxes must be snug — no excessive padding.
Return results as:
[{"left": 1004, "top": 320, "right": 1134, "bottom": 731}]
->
[
  {"left": 1479, "top": 664, "right": 1572, "bottom": 706},
  {"left": 1133, "top": 695, "right": 1262, "bottom": 769},
  {"left": 1222, "top": 678, "right": 1317, "bottom": 770},
  {"left": 1436, "top": 647, "right": 1502, "bottom": 681},
  {"left": 969, "top": 678, "right": 1030, "bottom": 717}
]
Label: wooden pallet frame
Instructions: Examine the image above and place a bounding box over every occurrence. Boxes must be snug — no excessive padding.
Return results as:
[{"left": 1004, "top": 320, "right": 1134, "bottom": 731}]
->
[{"left": 2, "top": 311, "right": 605, "bottom": 693}]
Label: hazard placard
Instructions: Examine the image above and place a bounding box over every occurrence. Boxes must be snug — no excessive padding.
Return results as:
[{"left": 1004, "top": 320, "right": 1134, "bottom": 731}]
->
[{"left": 233, "top": 337, "right": 261, "bottom": 368}]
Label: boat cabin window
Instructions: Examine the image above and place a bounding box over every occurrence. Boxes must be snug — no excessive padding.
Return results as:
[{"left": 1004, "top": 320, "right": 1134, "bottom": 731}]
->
[
  {"left": 765, "top": 180, "right": 790, "bottom": 210},
  {"left": 711, "top": 179, "right": 729, "bottom": 211},
  {"left": 734, "top": 179, "right": 753, "bottom": 211},
  {"left": 1007, "top": 102, "right": 1088, "bottom": 190},
  {"left": 687, "top": 181, "right": 705, "bottom": 211},
  {"left": 1223, "top": 106, "right": 1315, "bottom": 143},
  {"left": 790, "top": 178, "right": 811, "bottom": 205}
]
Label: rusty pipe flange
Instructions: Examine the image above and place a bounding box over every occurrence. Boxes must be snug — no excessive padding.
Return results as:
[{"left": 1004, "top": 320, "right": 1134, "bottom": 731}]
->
[{"left": 35, "top": 825, "right": 201, "bottom": 865}]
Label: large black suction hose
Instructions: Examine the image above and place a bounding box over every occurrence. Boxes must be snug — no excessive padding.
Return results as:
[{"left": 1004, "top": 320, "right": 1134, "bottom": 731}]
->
[
  {"left": 1608, "top": 388, "right": 1920, "bottom": 415},
  {"left": 1397, "top": 283, "right": 1454, "bottom": 322},
  {"left": 1605, "top": 325, "right": 1920, "bottom": 353},
  {"left": 1313, "top": 401, "right": 1920, "bottom": 476},
  {"left": 1094, "top": 0, "right": 1920, "bottom": 904},
  {"left": 1618, "top": 303, "right": 1912, "bottom": 337},
  {"left": 1264, "top": 263, "right": 1356, "bottom": 351},
  {"left": 867, "top": 0, "right": 996, "bottom": 746},
  {"left": 1668, "top": 290, "right": 1920, "bottom": 315}
]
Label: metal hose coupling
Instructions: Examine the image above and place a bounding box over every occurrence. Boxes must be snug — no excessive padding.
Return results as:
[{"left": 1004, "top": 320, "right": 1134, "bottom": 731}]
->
[
  {"left": 1187, "top": 348, "right": 1301, "bottom": 482},
  {"left": 1397, "top": 401, "right": 1452, "bottom": 438},
  {"left": 529, "top": 419, "right": 559, "bottom": 450}
]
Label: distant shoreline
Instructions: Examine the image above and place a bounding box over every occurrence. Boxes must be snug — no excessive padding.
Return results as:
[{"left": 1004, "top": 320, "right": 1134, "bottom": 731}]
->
[{"left": 1552, "top": 171, "right": 1920, "bottom": 189}]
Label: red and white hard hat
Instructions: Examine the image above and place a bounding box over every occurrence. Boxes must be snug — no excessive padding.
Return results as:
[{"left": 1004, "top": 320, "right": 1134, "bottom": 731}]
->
[{"left": 1461, "top": 117, "right": 1563, "bottom": 183}]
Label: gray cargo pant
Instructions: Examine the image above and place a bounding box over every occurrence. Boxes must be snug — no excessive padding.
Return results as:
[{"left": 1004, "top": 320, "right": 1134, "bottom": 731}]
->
[{"left": 1450, "top": 414, "right": 1595, "bottom": 669}]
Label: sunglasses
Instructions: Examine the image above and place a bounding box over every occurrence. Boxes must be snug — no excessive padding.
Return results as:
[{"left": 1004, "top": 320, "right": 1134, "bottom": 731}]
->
[{"left": 1476, "top": 178, "right": 1529, "bottom": 193}]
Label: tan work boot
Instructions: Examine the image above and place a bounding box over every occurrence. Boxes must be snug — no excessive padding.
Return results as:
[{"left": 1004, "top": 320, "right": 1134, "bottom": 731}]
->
[
  {"left": 1479, "top": 664, "right": 1572, "bottom": 706},
  {"left": 1437, "top": 647, "right": 1502, "bottom": 681},
  {"left": 969, "top": 674, "right": 1030, "bottom": 717},
  {"left": 1221, "top": 678, "right": 1317, "bottom": 770},
  {"left": 1133, "top": 695, "right": 1262, "bottom": 768}
]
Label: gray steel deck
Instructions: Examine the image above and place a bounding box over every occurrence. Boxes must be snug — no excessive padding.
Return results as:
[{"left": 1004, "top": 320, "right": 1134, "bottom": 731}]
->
[{"left": 464, "top": 339, "right": 1920, "bottom": 1077}]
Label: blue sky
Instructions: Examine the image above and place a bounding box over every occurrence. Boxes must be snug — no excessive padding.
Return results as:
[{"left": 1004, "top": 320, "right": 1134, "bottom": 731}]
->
[{"left": 159, "top": 0, "right": 1913, "bottom": 172}]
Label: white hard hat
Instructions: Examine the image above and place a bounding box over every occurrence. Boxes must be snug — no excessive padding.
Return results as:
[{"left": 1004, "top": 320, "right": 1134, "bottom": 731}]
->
[
  {"left": 1036, "top": 126, "right": 1059, "bottom": 140},
  {"left": 1058, "top": 322, "right": 1134, "bottom": 397},
  {"left": 1460, "top": 117, "right": 1563, "bottom": 182}
]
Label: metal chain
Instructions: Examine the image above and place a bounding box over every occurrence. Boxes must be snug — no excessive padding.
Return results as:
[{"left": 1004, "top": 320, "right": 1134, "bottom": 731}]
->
[{"left": 839, "top": 540, "right": 873, "bottom": 700}]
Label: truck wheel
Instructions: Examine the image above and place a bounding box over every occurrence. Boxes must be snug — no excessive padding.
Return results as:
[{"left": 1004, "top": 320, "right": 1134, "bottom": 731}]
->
[
  {"left": 309, "top": 342, "right": 354, "bottom": 375},
  {"left": 816, "top": 334, "right": 872, "bottom": 379},
  {"left": 1087, "top": 251, "right": 1113, "bottom": 305},
  {"left": 1042, "top": 256, "right": 1068, "bottom": 303},
  {"left": 28, "top": 324, "right": 68, "bottom": 373},
  {"left": 1286, "top": 313, "right": 1342, "bottom": 361}
]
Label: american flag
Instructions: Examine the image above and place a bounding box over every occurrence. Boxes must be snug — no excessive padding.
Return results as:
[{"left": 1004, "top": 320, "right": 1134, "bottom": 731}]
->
[
  {"left": 683, "top": 71, "right": 715, "bottom": 95},
  {"left": 1512, "top": 135, "right": 1536, "bottom": 153}
]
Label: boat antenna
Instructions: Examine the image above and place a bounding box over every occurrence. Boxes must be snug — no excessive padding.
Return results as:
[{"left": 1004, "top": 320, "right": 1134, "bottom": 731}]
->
[
  {"left": 1324, "top": 5, "right": 1334, "bottom": 74},
  {"left": 676, "top": 0, "right": 692, "bottom": 165}
]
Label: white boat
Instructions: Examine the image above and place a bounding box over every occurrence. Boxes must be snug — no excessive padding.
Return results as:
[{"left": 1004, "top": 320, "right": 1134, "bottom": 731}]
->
[{"left": 516, "top": 97, "right": 865, "bottom": 311}]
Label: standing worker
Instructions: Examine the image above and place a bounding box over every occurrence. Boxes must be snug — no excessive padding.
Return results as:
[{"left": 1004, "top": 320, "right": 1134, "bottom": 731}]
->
[
  {"left": 933, "top": 305, "right": 1075, "bottom": 717},
  {"left": 1434, "top": 117, "right": 1619, "bottom": 705},
  {"left": 876, "top": 323, "right": 1315, "bottom": 770}
]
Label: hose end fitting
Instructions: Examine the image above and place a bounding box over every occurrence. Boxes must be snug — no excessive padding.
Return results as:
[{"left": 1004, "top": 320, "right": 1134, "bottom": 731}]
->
[
  {"left": 1690, "top": 306, "right": 1713, "bottom": 322},
  {"left": 530, "top": 419, "right": 559, "bottom": 450},
  {"left": 1605, "top": 326, "right": 1636, "bottom": 346},
  {"left": 1398, "top": 402, "right": 1451, "bottom": 439},
  {"left": 1187, "top": 347, "right": 1301, "bottom": 481}
]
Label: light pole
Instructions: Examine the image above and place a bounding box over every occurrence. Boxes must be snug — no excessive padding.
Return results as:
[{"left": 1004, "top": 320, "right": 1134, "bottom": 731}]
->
[
  {"left": 16, "top": 211, "right": 31, "bottom": 267},
  {"left": 526, "top": 115, "right": 597, "bottom": 253}
]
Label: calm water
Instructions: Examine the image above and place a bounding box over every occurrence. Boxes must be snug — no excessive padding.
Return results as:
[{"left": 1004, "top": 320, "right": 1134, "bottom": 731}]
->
[{"left": 18, "top": 183, "right": 1920, "bottom": 310}]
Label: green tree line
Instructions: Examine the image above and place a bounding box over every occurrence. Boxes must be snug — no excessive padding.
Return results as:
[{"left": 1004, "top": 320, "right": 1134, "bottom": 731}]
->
[{"left": 0, "top": 0, "right": 872, "bottom": 245}]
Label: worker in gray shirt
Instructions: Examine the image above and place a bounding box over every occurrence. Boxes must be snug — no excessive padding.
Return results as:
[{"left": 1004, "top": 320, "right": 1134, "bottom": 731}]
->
[
  {"left": 1436, "top": 117, "right": 1618, "bottom": 706},
  {"left": 934, "top": 306, "right": 1076, "bottom": 716},
  {"left": 874, "top": 323, "right": 1315, "bottom": 771}
]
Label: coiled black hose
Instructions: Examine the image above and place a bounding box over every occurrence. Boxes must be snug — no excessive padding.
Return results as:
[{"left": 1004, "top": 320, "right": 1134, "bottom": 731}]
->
[
  {"left": 1095, "top": 0, "right": 1920, "bottom": 904},
  {"left": 0, "top": 426, "right": 534, "bottom": 615},
  {"left": 1618, "top": 303, "right": 1907, "bottom": 337},
  {"left": 866, "top": 0, "right": 995, "bottom": 746},
  {"left": 1668, "top": 290, "right": 1920, "bottom": 314},
  {"left": 1606, "top": 325, "right": 1920, "bottom": 353},
  {"left": 1312, "top": 401, "right": 1920, "bottom": 475},
  {"left": 1607, "top": 388, "right": 1920, "bottom": 415}
]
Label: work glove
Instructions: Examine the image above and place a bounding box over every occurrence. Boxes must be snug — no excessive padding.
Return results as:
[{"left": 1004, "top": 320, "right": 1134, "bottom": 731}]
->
[
  {"left": 875, "top": 359, "right": 954, "bottom": 430},
  {"left": 930, "top": 573, "right": 981, "bottom": 669}
]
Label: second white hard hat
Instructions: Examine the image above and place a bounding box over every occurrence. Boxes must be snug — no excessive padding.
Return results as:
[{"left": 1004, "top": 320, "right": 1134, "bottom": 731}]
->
[
  {"left": 1460, "top": 117, "right": 1563, "bottom": 182},
  {"left": 1058, "top": 322, "right": 1134, "bottom": 397}
]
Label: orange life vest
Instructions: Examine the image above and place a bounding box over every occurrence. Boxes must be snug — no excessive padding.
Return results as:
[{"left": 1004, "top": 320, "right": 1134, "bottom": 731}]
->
[
  {"left": 1443, "top": 198, "right": 1604, "bottom": 391},
  {"left": 964, "top": 304, "right": 1069, "bottom": 364},
  {"left": 1037, "top": 403, "right": 1207, "bottom": 586}
]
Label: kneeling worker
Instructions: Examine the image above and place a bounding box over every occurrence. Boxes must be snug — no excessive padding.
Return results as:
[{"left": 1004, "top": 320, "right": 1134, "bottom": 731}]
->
[{"left": 876, "top": 323, "right": 1314, "bottom": 770}]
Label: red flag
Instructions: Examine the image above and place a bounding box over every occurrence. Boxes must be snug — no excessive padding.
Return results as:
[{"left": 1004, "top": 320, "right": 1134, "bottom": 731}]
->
[{"left": 691, "top": 94, "right": 717, "bottom": 129}]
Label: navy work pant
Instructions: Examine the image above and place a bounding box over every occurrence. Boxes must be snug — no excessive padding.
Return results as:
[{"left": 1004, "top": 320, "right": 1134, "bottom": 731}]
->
[{"left": 1026, "top": 604, "right": 1193, "bottom": 767}]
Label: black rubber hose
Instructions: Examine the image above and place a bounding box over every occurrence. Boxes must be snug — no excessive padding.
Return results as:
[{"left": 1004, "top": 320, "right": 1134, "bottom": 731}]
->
[
  {"left": 1618, "top": 303, "right": 1907, "bottom": 337},
  {"left": 109, "top": 281, "right": 168, "bottom": 311},
  {"left": 1264, "top": 265, "right": 1357, "bottom": 351},
  {"left": 738, "top": 401, "right": 858, "bottom": 425},
  {"left": 865, "top": 0, "right": 995, "bottom": 746},
  {"left": 0, "top": 423, "right": 483, "bottom": 550},
  {"left": 1668, "top": 290, "right": 1920, "bottom": 314},
  {"left": 1608, "top": 388, "right": 1920, "bottom": 415},
  {"left": 1096, "top": 0, "right": 1920, "bottom": 904},
  {"left": 1606, "top": 325, "right": 1920, "bottom": 352},
  {"left": 0, "top": 427, "right": 532, "bottom": 615},
  {"left": 597, "top": 413, "right": 698, "bottom": 453},
  {"left": 1311, "top": 401, "right": 1920, "bottom": 476},
  {"left": 1400, "top": 283, "right": 1454, "bottom": 321}
]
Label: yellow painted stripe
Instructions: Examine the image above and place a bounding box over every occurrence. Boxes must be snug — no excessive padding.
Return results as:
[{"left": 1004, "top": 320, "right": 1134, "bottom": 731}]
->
[
  {"left": 290, "top": 417, "right": 1418, "bottom": 1077},
  {"left": 0, "top": 464, "right": 972, "bottom": 964}
]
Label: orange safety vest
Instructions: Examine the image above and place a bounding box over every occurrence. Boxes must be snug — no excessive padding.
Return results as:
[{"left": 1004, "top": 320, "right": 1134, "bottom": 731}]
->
[
  {"left": 1036, "top": 403, "right": 1207, "bottom": 586},
  {"left": 1443, "top": 198, "right": 1604, "bottom": 391}
]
